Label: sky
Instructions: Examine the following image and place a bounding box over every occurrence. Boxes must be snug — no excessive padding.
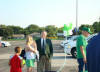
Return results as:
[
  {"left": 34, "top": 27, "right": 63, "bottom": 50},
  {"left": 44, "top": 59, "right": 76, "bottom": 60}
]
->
[{"left": 0, "top": 0, "right": 100, "bottom": 28}]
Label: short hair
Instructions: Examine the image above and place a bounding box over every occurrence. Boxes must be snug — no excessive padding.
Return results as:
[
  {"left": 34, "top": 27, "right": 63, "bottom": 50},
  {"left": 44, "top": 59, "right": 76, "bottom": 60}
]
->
[{"left": 15, "top": 46, "right": 22, "bottom": 53}]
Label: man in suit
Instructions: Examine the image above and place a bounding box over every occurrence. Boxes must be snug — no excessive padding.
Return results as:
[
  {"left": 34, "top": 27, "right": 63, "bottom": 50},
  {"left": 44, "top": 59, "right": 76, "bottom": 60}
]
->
[
  {"left": 87, "top": 33, "right": 100, "bottom": 72},
  {"left": 36, "top": 31, "right": 53, "bottom": 72}
]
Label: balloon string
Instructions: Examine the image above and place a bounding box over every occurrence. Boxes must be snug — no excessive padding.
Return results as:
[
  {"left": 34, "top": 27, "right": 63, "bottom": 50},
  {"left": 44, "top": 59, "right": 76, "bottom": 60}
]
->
[{"left": 57, "top": 47, "right": 67, "bottom": 72}]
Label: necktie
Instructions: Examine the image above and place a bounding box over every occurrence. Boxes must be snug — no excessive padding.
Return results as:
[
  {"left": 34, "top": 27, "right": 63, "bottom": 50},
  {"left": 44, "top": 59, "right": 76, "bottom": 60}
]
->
[
  {"left": 42, "top": 39, "right": 45, "bottom": 54},
  {"left": 43, "top": 39, "right": 45, "bottom": 48}
]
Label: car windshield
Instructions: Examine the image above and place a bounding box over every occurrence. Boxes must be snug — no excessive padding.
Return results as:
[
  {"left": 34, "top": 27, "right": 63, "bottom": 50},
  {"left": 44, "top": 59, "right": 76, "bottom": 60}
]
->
[
  {"left": 67, "top": 36, "right": 72, "bottom": 40},
  {"left": 70, "top": 35, "right": 79, "bottom": 41}
]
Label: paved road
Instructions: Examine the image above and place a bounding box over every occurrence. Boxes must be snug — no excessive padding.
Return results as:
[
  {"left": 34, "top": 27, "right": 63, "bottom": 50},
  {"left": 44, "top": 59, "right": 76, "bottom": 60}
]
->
[{"left": 0, "top": 40, "right": 78, "bottom": 72}]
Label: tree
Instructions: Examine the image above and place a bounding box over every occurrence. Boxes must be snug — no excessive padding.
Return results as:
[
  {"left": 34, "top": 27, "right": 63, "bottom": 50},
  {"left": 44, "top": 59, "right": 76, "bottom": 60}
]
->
[
  {"left": 25, "top": 24, "right": 40, "bottom": 34},
  {"left": 0, "top": 25, "right": 13, "bottom": 39},
  {"left": 92, "top": 22, "right": 100, "bottom": 33},
  {"left": 7, "top": 25, "right": 24, "bottom": 34},
  {"left": 38, "top": 27, "right": 45, "bottom": 33},
  {"left": 45, "top": 25, "right": 58, "bottom": 37},
  {"left": 58, "top": 27, "right": 63, "bottom": 33}
]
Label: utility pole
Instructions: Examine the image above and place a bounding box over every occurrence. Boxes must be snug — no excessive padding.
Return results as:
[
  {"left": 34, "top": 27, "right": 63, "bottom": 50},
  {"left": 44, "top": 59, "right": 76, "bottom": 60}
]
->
[{"left": 76, "top": 0, "right": 78, "bottom": 34}]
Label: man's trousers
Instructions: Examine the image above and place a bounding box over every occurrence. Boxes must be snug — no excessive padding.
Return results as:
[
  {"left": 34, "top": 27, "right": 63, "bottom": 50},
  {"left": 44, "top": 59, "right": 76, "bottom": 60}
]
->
[{"left": 37, "top": 55, "right": 51, "bottom": 72}]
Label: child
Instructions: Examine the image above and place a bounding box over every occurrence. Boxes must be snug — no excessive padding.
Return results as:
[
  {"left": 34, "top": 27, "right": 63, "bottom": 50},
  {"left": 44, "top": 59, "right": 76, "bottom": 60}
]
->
[
  {"left": 9, "top": 46, "right": 24, "bottom": 72},
  {"left": 25, "top": 35, "right": 39, "bottom": 72}
]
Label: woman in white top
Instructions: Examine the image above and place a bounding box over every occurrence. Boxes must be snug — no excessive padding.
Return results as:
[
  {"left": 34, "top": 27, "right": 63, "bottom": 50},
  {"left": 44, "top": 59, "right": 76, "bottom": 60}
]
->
[{"left": 25, "top": 35, "right": 37, "bottom": 72}]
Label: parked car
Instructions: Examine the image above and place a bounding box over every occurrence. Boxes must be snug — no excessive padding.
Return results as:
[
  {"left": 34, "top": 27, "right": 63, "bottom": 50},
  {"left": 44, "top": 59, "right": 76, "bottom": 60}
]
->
[
  {"left": 0, "top": 41, "right": 11, "bottom": 47},
  {"left": 60, "top": 35, "right": 78, "bottom": 48},
  {"left": 64, "top": 33, "right": 98, "bottom": 58}
]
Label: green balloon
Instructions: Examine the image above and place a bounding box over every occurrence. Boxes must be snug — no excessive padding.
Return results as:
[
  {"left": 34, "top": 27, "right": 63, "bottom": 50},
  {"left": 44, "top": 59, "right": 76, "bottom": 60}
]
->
[
  {"left": 63, "top": 24, "right": 67, "bottom": 30},
  {"left": 63, "top": 23, "right": 73, "bottom": 36}
]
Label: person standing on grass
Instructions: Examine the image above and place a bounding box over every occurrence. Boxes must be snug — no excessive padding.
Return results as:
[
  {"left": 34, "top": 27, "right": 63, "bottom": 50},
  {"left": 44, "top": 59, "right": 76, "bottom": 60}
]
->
[
  {"left": 9, "top": 46, "right": 24, "bottom": 72},
  {"left": 36, "top": 31, "right": 53, "bottom": 72},
  {"left": 76, "top": 27, "right": 91, "bottom": 72},
  {"left": 25, "top": 35, "right": 38, "bottom": 72}
]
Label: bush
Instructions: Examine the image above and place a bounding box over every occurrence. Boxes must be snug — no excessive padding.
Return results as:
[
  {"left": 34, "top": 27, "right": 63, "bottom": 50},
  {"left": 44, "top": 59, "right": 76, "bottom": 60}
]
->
[{"left": 47, "top": 37, "right": 58, "bottom": 39}]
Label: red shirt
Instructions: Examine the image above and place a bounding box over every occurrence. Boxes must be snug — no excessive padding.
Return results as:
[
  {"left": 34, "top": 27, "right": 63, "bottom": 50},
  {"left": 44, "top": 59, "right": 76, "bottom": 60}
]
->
[{"left": 10, "top": 55, "right": 22, "bottom": 72}]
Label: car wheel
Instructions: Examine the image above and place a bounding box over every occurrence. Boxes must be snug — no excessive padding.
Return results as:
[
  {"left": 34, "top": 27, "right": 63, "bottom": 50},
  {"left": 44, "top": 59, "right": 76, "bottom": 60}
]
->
[
  {"left": 2, "top": 43, "right": 5, "bottom": 48},
  {"left": 71, "top": 48, "right": 77, "bottom": 58}
]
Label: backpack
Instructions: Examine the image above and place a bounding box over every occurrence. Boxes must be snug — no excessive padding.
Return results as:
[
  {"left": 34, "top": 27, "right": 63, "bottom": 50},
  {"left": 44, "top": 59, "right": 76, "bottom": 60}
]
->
[{"left": 20, "top": 48, "right": 26, "bottom": 60}]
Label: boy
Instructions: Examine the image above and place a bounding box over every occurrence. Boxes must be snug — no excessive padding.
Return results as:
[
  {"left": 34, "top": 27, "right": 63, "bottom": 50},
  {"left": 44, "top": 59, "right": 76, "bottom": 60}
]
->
[
  {"left": 76, "top": 27, "right": 91, "bottom": 72},
  {"left": 9, "top": 46, "right": 24, "bottom": 72}
]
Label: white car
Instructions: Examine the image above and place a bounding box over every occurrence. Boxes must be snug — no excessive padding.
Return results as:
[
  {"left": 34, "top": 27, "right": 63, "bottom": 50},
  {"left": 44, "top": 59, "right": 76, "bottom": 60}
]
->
[
  {"left": 60, "top": 35, "right": 78, "bottom": 48},
  {"left": 1, "top": 41, "right": 11, "bottom": 47},
  {"left": 64, "top": 33, "right": 98, "bottom": 58}
]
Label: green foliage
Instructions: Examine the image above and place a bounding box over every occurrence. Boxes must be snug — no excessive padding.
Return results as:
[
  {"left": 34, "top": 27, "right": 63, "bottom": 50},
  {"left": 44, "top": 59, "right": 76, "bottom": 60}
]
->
[
  {"left": 93, "top": 22, "right": 100, "bottom": 33},
  {"left": 25, "top": 24, "right": 39, "bottom": 34},
  {"left": 38, "top": 27, "right": 45, "bottom": 33},
  {"left": 23, "top": 29, "right": 30, "bottom": 36},
  {"left": 0, "top": 25, "right": 13, "bottom": 39},
  {"left": 7, "top": 25, "right": 24, "bottom": 34},
  {"left": 58, "top": 27, "right": 63, "bottom": 33},
  {"left": 45, "top": 25, "right": 58, "bottom": 37},
  {"left": 0, "top": 21, "right": 100, "bottom": 40}
]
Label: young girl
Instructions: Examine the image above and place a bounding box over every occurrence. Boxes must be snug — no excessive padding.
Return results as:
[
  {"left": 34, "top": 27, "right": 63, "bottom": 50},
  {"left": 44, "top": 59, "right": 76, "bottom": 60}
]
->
[
  {"left": 9, "top": 46, "right": 24, "bottom": 72},
  {"left": 25, "top": 35, "right": 38, "bottom": 72}
]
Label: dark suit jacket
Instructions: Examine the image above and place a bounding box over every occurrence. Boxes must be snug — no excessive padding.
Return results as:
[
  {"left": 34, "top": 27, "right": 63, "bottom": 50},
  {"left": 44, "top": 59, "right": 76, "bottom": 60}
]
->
[
  {"left": 87, "top": 33, "right": 100, "bottom": 72},
  {"left": 36, "top": 38, "right": 53, "bottom": 59}
]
